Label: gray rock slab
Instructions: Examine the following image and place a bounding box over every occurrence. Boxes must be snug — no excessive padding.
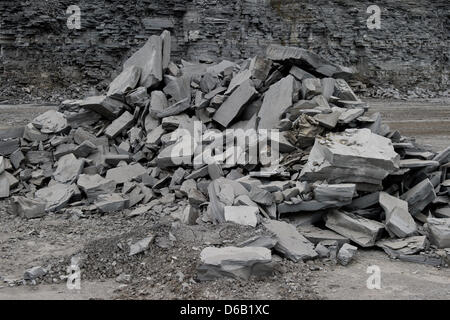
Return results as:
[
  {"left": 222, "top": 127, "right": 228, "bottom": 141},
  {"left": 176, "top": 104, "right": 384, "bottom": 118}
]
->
[
  {"left": 95, "top": 193, "right": 129, "bottom": 213},
  {"left": 224, "top": 206, "right": 259, "bottom": 227},
  {"left": 225, "top": 69, "right": 252, "bottom": 95},
  {"left": 74, "top": 128, "right": 108, "bottom": 147},
  {"left": 163, "top": 75, "right": 191, "bottom": 103},
  {"left": 425, "top": 218, "right": 450, "bottom": 249},
  {"left": 300, "top": 129, "right": 400, "bottom": 192},
  {"left": 314, "top": 183, "right": 355, "bottom": 203},
  {"left": 106, "top": 163, "right": 147, "bottom": 184},
  {"left": 161, "top": 30, "right": 171, "bottom": 70},
  {"left": 53, "top": 154, "right": 84, "bottom": 184},
  {"left": 297, "top": 225, "right": 350, "bottom": 246},
  {"left": 376, "top": 236, "right": 428, "bottom": 257},
  {"left": 77, "top": 174, "right": 117, "bottom": 201},
  {"left": 325, "top": 210, "right": 385, "bottom": 247},
  {"left": 123, "top": 35, "right": 163, "bottom": 89},
  {"left": 289, "top": 65, "right": 315, "bottom": 81},
  {"left": 129, "top": 235, "right": 155, "bottom": 256},
  {"left": 263, "top": 219, "right": 318, "bottom": 262},
  {"left": 32, "top": 110, "right": 68, "bottom": 134},
  {"left": 198, "top": 246, "right": 272, "bottom": 281},
  {"left": 11, "top": 196, "right": 47, "bottom": 219},
  {"left": 35, "top": 183, "right": 76, "bottom": 212},
  {"left": 399, "top": 159, "right": 440, "bottom": 168},
  {"left": 257, "top": 75, "right": 294, "bottom": 130},
  {"left": 379, "top": 192, "right": 417, "bottom": 238},
  {"left": 80, "top": 95, "right": 125, "bottom": 120},
  {"left": 238, "top": 235, "right": 278, "bottom": 249},
  {"left": 105, "top": 111, "right": 135, "bottom": 139},
  {"left": 0, "top": 172, "right": 10, "bottom": 198},
  {"left": 401, "top": 179, "right": 436, "bottom": 217},
  {"left": 107, "top": 65, "right": 141, "bottom": 99},
  {"left": 249, "top": 186, "right": 275, "bottom": 206},
  {"left": 213, "top": 79, "right": 257, "bottom": 128},
  {"left": 0, "top": 138, "right": 20, "bottom": 156}
]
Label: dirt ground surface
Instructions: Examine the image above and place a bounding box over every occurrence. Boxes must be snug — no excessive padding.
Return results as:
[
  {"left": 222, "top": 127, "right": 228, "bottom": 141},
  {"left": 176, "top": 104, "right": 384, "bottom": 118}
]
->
[{"left": 0, "top": 99, "right": 449, "bottom": 300}]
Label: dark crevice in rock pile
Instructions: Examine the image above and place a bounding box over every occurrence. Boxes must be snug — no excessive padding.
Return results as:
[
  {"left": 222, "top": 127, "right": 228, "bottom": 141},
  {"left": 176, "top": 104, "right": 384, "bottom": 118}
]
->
[{"left": 1, "top": 30, "right": 449, "bottom": 282}]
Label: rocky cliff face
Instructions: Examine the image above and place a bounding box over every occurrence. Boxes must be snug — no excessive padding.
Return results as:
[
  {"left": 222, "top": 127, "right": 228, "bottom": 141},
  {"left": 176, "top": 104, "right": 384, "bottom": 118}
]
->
[{"left": 1, "top": 0, "right": 448, "bottom": 101}]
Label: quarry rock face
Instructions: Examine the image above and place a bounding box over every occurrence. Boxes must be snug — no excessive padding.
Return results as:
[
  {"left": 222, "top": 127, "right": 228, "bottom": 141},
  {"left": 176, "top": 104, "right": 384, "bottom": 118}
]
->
[{"left": 0, "top": 0, "right": 448, "bottom": 101}]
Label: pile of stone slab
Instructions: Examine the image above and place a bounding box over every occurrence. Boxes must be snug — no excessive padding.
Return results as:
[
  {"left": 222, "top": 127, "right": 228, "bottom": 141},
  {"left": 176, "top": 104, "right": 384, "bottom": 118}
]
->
[{"left": 1, "top": 30, "right": 449, "bottom": 280}]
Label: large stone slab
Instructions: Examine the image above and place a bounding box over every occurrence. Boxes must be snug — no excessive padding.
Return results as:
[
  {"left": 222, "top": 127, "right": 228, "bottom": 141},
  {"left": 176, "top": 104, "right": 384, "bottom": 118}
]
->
[
  {"left": 301, "top": 129, "right": 400, "bottom": 192},
  {"left": 107, "top": 65, "right": 141, "bottom": 100},
  {"left": 106, "top": 163, "right": 147, "bottom": 184},
  {"left": 53, "top": 154, "right": 84, "bottom": 184},
  {"left": 80, "top": 95, "right": 126, "bottom": 120},
  {"left": 95, "top": 193, "right": 128, "bottom": 213},
  {"left": 123, "top": 35, "right": 163, "bottom": 89},
  {"left": 401, "top": 179, "right": 436, "bottom": 217},
  {"left": 35, "top": 183, "right": 76, "bottom": 212},
  {"left": 77, "top": 174, "right": 117, "bottom": 201},
  {"left": 105, "top": 111, "right": 135, "bottom": 139},
  {"left": 32, "top": 110, "right": 68, "bottom": 134},
  {"left": 11, "top": 196, "right": 47, "bottom": 219},
  {"left": 263, "top": 219, "right": 318, "bottom": 262},
  {"left": 425, "top": 218, "right": 450, "bottom": 249},
  {"left": 213, "top": 79, "right": 257, "bottom": 128},
  {"left": 198, "top": 246, "right": 272, "bottom": 281},
  {"left": 224, "top": 206, "right": 259, "bottom": 227},
  {"left": 257, "top": 75, "right": 294, "bottom": 130},
  {"left": 379, "top": 192, "right": 418, "bottom": 238},
  {"left": 376, "top": 236, "right": 428, "bottom": 257},
  {"left": 325, "top": 210, "right": 385, "bottom": 247}
]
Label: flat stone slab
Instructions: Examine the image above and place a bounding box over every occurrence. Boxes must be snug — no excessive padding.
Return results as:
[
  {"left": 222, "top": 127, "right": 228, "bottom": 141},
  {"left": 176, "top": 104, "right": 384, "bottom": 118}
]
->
[
  {"left": 263, "top": 219, "right": 318, "bottom": 262},
  {"left": 123, "top": 35, "right": 163, "bottom": 89},
  {"left": 301, "top": 129, "right": 400, "bottom": 192},
  {"left": 106, "top": 163, "right": 147, "bottom": 184},
  {"left": 325, "top": 210, "right": 385, "bottom": 247},
  {"left": 213, "top": 79, "right": 257, "bottom": 128},
  {"left": 425, "top": 218, "right": 450, "bottom": 249},
  {"left": 379, "top": 192, "right": 418, "bottom": 238},
  {"left": 107, "top": 65, "right": 141, "bottom": 99},
  {"left": 224, "top": 206, "right": 259, "bottom": 227},
  {"left": 376, "top": 236, "right": 428, "bottom": 257},
  {"left": 53, "top": 154, "right": 84, "bottom": 184},
  {"left": 401, "top": 179, "right": 436, "bottom": 217},
  {"left": 95, "top": 193, "right": 129, "bottom": 213},
  {"left": 11, "top": 196, "right": 47, "bottom": 219},
  {"left": 257, "top": 75, "right": 294, "bottom": 130},
  {"left": 399, "top": 159, "right": 439, "bottom": 168},
  {"left": 105, "top": 111, "right": 135, "bottom": 139},
  {"left": 80, "top": 95, "right": 126, "bottom": 120},
  {"left": 32, "top": 110, "right": 68, "bottom": 134},
  {"left": 129, "top": 235, "right": 155, "bottom": 256},
  {"left": 77, "top": 174, "right": 117, "bottom": 201},
  {"left": 35, "top": 183, "right": 76, "bottom": 212},
  {"left": 198, "top": 246, "right": 272, "bottom": 281},
  {"left": 297, "top": 225, "right": 349, "bottom": 246}
]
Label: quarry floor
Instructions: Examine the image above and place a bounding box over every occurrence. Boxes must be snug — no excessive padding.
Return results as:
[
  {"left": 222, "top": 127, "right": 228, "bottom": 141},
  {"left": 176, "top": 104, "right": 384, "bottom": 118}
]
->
[{"left": 0, "top": 98, "right": 449, "bottom": 300}]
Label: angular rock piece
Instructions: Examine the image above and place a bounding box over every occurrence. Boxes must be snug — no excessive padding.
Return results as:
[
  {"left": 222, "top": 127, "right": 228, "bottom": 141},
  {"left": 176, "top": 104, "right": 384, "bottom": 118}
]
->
[
  {"left": 77, "top": 174, "right": 117, "bottom": 201},
  {"left": 337, "top": 243, "right": 358, "bottom": 266},
  {"left": 258, "top": 75, "right": 294, "bottom": 130},
  {"left": 314, "top": 183, "right": 355, "bottom": 203},
  {"left": 95, "top": 193, "right": 128, "bottom": 213},
  {"left": 53, "top": 154, "right": 84, "bottom": 184},
  {"left": 106, "top": 163, "right": 147, "bottom": 184},
  {"left": 401, "top": 179, "right": 436, "bottom": 217},
  {"left": 11, "top": 196, "right": 47, "bottom": 219},
  {"left": 213, "top": 79, "right": 257, "bottom": 128},
  {"left": 24, "top": 266, "right": 47, "bottom": 281},
  {"left": 123, "top": 35, "right": 163, "bottom": 89},
  {"left": 399, "top": 159, "right": 439, "bottom": 168},
  {"left": 0, "top": 173, "right": 10, "bottom": 198},
  {"left": 425, "top": 218, "right": 450, "bottom": 249},
  {"left": 377, "top": 236, "right": 428, "bottom": 257},
  {"left": 263, "top": 219, "right": 318, "bottom": 262},
  {"left": 297, "top": 225, "right": 350, "bottom": 246},
  {"left": 249, "top": 186, "right": 275, "bottom": 206},
  {"left": 325, "top": 210, "right": 385, "bottom": 247},
  {"left": 80, "top": 95, "right": 126, "bottom": 120},
  {"left": 161, "top": 30, "right": 171, "bottom": 70},
  {"left": 32, "top": 110, "right": 68, "bottom": 134},
  {"left": 163, "top": 75, "right": 191, "bottom": 103},
  {"left": 105, "top": 111, "right": 135, "bottom": 139},
  {"left": 198, "top": 246, "right": 272, "bottom": 281},
  {"left": 224, "top": 206, "right": 259, "bottom": 227},
  {"left": 334, "top": 79, "right": 359, "bottom": 101},
  {"left": 107, "top": 65, "right": 141, "bottom": 99},
  {"left": 10, "top": 149, "right": 25, "bottom": 169},
  {"left": 379, "top": 192, "right": 417, "bottom": 238},
  {"left": 0, "top": 138, "right": 20, "bottom": 155},
  {"left": 129, "top": 235, "right": 155, "bottom": 256},
  {"left": 301, "top": 129, "right": 400, "bottom": 192},
  {"left": 35, "top": 183, "right": 76, "bottom": 212}
]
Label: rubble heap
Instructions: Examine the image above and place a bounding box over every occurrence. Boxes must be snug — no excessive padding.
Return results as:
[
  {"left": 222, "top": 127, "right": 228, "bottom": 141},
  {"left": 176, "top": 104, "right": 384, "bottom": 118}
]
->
[{"left": 1, "top": 31, "right": 449, "bottom": 280}]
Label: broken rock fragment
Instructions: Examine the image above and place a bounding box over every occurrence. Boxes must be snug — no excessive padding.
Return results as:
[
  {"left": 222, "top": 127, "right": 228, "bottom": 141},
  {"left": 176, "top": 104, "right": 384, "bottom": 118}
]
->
[
  {"left": 224, "top": 206, "right": 259, "bottom": 227},
  {"left": 337, "top": 243, "right": 358, "bottom": 266},
  {"left": 325, "top": 210, "right": 385, "bottom": 247},
  {"left": 263, "top": 219, "right": 318, "bottom": 262},
  {"left": 11, "top": 196, "right": 47, "bottom": 219},
  {"left": 379, "top": 192, "right": 418, "bottom": 238},
  {"left": 198, "top": 246, "right": 272, "bottom": 281},
  {"left": 425, "top": 218, "right": 450, "bottom": 249},
  {"left": 107, "top": 66, "right": 141, "bottom": 100},
  {"left": 32, "top": 110, "right": 68, "bottom": 134},
  {"left": 77, "top": 174, "right": 117, "bottom": 201},
  {"left": 53, "top": 154, "right": 84, "bottom": 184}
]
